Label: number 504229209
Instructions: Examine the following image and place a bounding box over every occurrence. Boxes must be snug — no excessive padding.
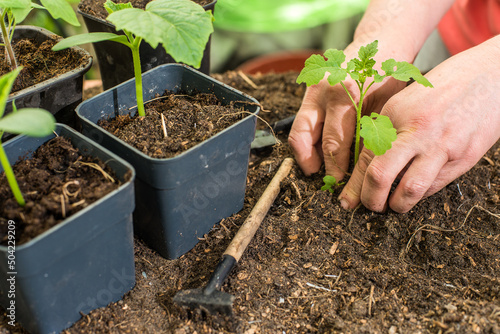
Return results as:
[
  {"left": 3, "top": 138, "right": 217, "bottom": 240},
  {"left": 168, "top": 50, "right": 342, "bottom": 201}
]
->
[{"left": 7, "top": 220, "right": 15, "bottom": 272}]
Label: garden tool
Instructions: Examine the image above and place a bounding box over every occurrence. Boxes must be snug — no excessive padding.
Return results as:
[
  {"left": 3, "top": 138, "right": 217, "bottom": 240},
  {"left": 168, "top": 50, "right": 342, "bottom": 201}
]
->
[
  {"left": 173, "top": 158, "right": 295, "bottom": 315},
  {"left": 251, "top": 114, "right": 295, "bottom": 150}
]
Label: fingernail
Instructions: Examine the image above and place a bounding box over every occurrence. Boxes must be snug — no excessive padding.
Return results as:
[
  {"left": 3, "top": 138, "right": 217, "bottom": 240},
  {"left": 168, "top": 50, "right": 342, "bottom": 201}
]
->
[{"left": 339, "top": 198, "right": 349, "bottom": 210}]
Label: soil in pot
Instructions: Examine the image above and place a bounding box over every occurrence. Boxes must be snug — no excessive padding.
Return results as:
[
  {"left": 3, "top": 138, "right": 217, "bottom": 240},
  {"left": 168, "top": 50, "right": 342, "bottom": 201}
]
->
[
  {"left": 79, "top": 0, "right": 214, "bottom": 20},
  {"left": 82, "top": 71, "right": 304, "bottom": 132},
  {"left": 3, "top": 71, "right": 496, "bottom": 333},
  {"left": 211, "top": 71, "right": 306, "bottom": 129},
  {"left": 0, "top": 36, "right": 90, "bottom": 93},
  {"left": 0, "top": 136, "right": 128, "bottom": 245},
  {"left": 97, "top": 91, "right": 247, "bottom": 158}
]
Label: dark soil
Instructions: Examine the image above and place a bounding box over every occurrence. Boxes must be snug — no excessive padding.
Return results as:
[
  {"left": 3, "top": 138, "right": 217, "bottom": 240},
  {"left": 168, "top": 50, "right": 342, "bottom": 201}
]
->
[
  {"left": 78, "top": 0, "right": 214, "bottom": 21},
  {"left": 0, "top": 136, "right": 125, "bottom": 245},
  {"left": 0, "top": 37, "right": 89, "bottom": 93},
  {"left": 98, "top": 91, "right": 247, "bottom": 159},
  {"left": 211, "top": 71, "right": 305, "bottom": 129},
  {"left": 1, "top": 72, "right": 499, "bottom": 333}
]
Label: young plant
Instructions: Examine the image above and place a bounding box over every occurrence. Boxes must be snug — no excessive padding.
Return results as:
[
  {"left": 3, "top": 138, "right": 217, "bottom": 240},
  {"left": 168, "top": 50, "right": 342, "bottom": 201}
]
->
[
  {"left": 52, "top": 0, "right": 214, "bottom": 117},
  {"left": 0, "top": 68, "right": 56, "bottom": 206},
  {"left": 296, "top": 40, "right": 432, "bottom": 189},
  {"left": 321, "top": 175, "right": 345, "bottom": 194},
  {"left": 0, "top": 0, "right": 80, "bottom": 70}
]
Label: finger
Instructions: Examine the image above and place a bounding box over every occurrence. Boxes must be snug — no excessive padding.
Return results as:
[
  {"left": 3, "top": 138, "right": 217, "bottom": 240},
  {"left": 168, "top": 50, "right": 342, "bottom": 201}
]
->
[
  {"left": 288, "top": 103, "right": 325, "bottom": 176},
  {"left": 359, "top": 141, "right": 417, "bottom": 212},
  {"left": 339, "top": 139, "right": 416, "bottom": 211},
  {"left": 337, "top": 148, "right": 375, "bottom": 210},
  {"left": 322, "top": 103, "right": 356, "bottom": 181},
  {"left": 423, "top": 159, "right": 477, "bottom": 198},
  {"left": 388, "top": 151, "right": 448, "bottom": 213}
]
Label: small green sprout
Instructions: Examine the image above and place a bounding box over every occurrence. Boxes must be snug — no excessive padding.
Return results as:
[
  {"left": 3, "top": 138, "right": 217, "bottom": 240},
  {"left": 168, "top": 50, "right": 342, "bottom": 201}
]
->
[
  {"left": 321, "top": 175, "right": 344, "bottom": 194},
  {"left": 0, "top": 0, "right": 79, "bottom": 70},
  {"left": 52, "top": 0, "right": 214, "bottom": 117},
  {"left": 297, "top": 40, "right": 432, "bottom": 183},
  {"left": 0, "top": 68, "right": 56, "bottom": 206}
]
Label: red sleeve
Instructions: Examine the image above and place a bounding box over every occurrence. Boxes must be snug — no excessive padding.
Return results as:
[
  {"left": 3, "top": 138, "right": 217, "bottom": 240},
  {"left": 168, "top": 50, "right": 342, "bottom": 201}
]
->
[{"left": 438, "top": 0, "right": 500, "bottom": 55}]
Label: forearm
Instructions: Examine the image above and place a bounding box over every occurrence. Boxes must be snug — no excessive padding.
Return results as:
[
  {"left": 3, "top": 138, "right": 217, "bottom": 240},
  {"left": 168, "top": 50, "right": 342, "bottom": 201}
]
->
[
  {"left": 466, "top": 34, "right": 500, "bottom": 141},
  {"left": 352, "top": 0, "right": 456, "bottom": 62}
]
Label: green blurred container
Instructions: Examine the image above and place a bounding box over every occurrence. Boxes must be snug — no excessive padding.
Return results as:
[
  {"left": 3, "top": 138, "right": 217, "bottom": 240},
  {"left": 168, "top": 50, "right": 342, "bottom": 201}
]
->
[{"left": 214, "top": 0, "right": 369, "bottom": 33}]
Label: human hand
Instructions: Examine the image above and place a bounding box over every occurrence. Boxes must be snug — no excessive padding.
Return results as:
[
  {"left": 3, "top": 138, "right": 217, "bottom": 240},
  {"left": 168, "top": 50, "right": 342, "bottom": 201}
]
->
[
  {"left": 338, "top": 39, "right": 500, "bottom": 213},
  {"left": 288, "top": 44, "right": 407, "bottom": 180}
]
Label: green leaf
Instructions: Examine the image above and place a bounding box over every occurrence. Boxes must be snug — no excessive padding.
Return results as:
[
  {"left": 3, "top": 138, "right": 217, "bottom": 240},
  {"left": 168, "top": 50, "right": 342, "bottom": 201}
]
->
[
  {"left": 296, "top": 50, "right": 348, "bottom": 87},
  {"left": 10, "top": 6, "right": 32, "bottom": 23},
  {"left": 381, "top": 59, "right": 433, "bottom": 87},
  {"left": 345, "top": 41, "right": 379, "bottom": 84},
  {"left": 52, "top": 32, "right": 130, "bottom": 51},
  {"left": 0, "top": 0, "right": 30, "bottom": 8},
  {"left": 104, "top": 0, "right": 133, "bottom": 14},
  {"left": 348, "top": 71, "right": 360, "bottom": 81},
  {"left": 323, "top": 48, "right": 346, "bottom": 67},
  {"left": 107, "top": 0, "right": 214, "bottom": 68},
  {"left": 349, "top": 41, "right": 377, "bottom": 74},
  {"left": 0, "top": 108, "right": 55, "bottom": 136},
  {"left": 40, "top": 0, "right": 80, "bottom": 26},
  {"left": 358, "top": 40, "right": 378, "bottom": 64},
  {"left": 373, "top": 73, "right": 385, "bottom": 83},
  {"left": 0, "top": 68, "right": 21, "bottom": 119},
  {"left": 360, "top": 113, "right": 397, "bottom": 156},
  {"left": 321, "top": 175, "right": 338, "bottom": 193}
]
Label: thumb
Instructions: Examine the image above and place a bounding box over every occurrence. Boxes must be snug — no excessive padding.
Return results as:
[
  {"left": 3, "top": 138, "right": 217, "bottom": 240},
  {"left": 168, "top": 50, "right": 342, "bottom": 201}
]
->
[
  {"left": 321, "top": 100, "right": 357, "bottom": 182},
  {"left": 338, "top": 148, "right": 374, "bottom": 210}
]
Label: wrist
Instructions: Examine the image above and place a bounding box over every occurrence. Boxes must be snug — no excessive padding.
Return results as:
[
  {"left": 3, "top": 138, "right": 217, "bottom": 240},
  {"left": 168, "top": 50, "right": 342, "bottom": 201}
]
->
[
  {"left": 349, "top": 33, "right": 417, "bottom": 64},
  {"left": 351, "top": 0, "right": 455, "bottom": 63}
]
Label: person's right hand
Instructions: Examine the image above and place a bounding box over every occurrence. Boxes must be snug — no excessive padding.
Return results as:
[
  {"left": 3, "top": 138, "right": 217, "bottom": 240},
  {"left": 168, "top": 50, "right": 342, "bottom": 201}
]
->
[
  {"left": 288, "top": 44, "right": 408, "bottom": 182},
  {"left": 337, "top": 37, "right": 500, "bottom": 213}
]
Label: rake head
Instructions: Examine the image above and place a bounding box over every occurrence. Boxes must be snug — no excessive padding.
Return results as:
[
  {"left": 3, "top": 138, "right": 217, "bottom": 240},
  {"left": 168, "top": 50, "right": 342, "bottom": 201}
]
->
[{"left": 173, "top": 288, "right": 235, "bottom": 315}]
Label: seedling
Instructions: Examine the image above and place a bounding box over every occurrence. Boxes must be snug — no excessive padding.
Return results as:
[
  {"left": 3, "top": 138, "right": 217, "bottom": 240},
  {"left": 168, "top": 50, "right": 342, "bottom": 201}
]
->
[
  {"left": 297, "top": 40, "right": 432, "bottom": 189},
  {"left": 0, "top": 0, "right": 79, "bottom": 70},
  {"left": 321, "top": 175, "right": 345, "bottom": 194},
  {"left": 52, "top": 0, "right": 214, "bottom": 117},
  {"left": 0, "top": 68, "right": 56, "bottom": 206}
]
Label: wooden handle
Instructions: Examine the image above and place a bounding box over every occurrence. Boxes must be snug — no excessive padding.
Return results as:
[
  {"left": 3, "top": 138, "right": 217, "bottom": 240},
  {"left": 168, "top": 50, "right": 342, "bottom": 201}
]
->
[{"left": 224, "top": 157, "right": 294, "bottom": 261}]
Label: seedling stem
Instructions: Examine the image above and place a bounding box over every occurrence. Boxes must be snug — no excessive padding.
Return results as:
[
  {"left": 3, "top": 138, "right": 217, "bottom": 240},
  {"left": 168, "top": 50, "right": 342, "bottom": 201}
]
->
[
  {"left": 0, "top": 9, "right": 17, "bottom": 70},
  {"left": 297, "top": 40, "right": 432, "bottom": 190},
  {"left": 0, "top": 142, "right": 24, "bottom": 205}
]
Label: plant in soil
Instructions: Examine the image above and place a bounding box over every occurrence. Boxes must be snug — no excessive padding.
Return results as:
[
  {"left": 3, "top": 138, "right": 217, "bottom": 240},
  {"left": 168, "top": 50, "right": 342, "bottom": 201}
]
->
[
  {"left": 53, "top": 0, "right": 214, "bottom": 117},
  {"left": 321, "top": 174, "right": 345, "bottom": 193},
  {"left": 78, "top": 0, "right": 214, "bottom": 21},
  {"left": 297, "top": 40, "right": 433, "bottom": 189},
  {"left": 0, "top": 67, "right": 55, "bottom": 206},
  {"left": 0, "top": 0, "right": 79, "bottom": 70},
  {"left": 2, "top": 69, "right": 494, "bottom": 334}
]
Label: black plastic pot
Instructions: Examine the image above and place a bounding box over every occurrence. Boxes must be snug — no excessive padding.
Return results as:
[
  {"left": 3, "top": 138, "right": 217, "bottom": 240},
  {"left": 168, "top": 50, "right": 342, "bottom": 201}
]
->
[
  {"left": 6, "top": 26, "right": 92, "bottom": 128},
  {"left": 78, "top": 1, "right": 216, "bottom": 90},
  {"left": 76, "top": 64, "right": 259, "bottom": 259},
  {"left": 0, "top": 124, "right": 136, "bottom": 334}
]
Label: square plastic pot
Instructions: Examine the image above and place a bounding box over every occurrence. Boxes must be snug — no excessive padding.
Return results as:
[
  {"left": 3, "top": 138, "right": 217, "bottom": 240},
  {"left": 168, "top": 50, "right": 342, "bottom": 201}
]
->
[
  {"left": 76, "top": 64, "right": 260, "bottom": 259},
  {"left": 78, "top": 1, "right": 216, "bottom": 90},
  {"left": 0, "top": 124, "right": 136, "bottom": 334},
  {"left": 6, "top": 26, "right": 92, "bottom": 128}
]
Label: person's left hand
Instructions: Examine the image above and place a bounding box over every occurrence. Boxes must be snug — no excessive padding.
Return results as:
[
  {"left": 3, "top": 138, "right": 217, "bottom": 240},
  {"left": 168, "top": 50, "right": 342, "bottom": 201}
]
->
[{"left": 338, "top": 38, "right": 500, "bottom": 213}]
